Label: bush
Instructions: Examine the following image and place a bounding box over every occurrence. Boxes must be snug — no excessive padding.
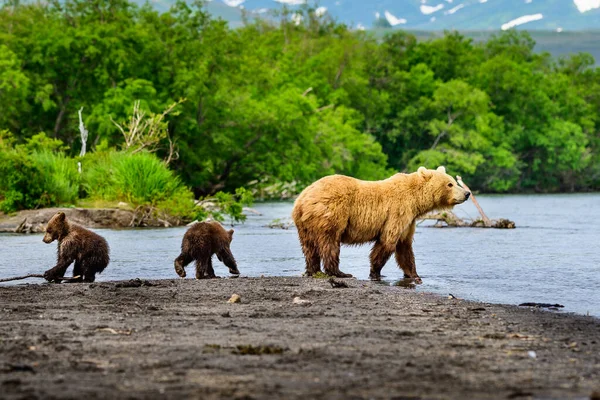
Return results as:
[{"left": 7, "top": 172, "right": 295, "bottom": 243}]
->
[{"left": 0, "top": 149, "right": 46, "bottom": 213}]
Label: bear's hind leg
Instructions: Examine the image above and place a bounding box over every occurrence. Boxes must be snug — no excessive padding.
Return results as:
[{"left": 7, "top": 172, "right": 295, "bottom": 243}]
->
[
  {"left": 174, "top": 253, "right": 192, "bottom": 278},
  {"left": 320, "top": 237, "right": 352, "bottom": 278},
  {"left": 69, "top": 260, "right": 84, "bottom": 283},
  {"left": 395, "top": 241, "right": 422, "bottom": 284},
  {"left": 195, "top": 256, "right": 218, "bottom": 279},
  {"left": 299, "top": 232, "right": 321, "bottom": 276},
  {"left": 369, "top": 241, "right": 395, "bottom": 281}
]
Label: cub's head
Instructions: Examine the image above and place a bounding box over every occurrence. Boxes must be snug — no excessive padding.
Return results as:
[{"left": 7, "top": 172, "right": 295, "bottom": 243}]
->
[
  {"left": 43, "top": 212, "right": 69, "bottom": 243},
  {"left": 418, "top": 166, "right": 470, "bottom": 209}
]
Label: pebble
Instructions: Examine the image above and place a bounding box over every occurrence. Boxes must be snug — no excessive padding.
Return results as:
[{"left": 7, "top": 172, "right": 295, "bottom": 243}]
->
[{"left": 228, "top": 294, "right": 241, "bottom": 303}]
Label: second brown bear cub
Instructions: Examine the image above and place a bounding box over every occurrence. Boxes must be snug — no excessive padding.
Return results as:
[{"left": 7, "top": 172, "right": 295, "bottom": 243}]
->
[
  {"left": 43, "top": 212, "right": 110, "bottom": 283},
  {"left": 174, "top": 221, "right": 240, "bottom": 279}
]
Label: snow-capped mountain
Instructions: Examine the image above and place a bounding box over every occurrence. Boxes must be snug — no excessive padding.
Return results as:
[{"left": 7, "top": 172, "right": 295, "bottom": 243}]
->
[{"left": 185, "top": 0, "right": 600, "bottom": 31}]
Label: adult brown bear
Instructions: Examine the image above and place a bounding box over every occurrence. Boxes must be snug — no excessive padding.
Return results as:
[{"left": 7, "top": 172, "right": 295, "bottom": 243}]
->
[{"left": 292, "top": 166, "right": 470, "bottom": 282}]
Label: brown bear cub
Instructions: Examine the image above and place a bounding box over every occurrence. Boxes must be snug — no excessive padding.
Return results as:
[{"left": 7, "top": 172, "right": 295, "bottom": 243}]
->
[
  {"left": 43, "top": 212, "right": 110, "bottom": 283},
  {"left": 174, "top": 221, "right": 240, "bottom": 279},
  {"left": 292, "top": 166, "right": 470, "bottom": 282}
]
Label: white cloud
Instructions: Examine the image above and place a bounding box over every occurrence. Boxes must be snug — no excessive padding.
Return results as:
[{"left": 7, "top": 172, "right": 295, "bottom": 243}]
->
[
  {"left": 357, "top": 23, "right": 366, "bottom": 30},
  {"left": 421, "top": 4, "right": 444, "bottom": 14},
  {"left": 274, "top": 0, "right": 306, "bottom": 5},
  {"left": 501, "top": 13, "right": 543, "bottom": 30},
  {"left": 430, "top": 16, "right": 436, "bottom": 22},
  {"left": 315, "top": 6, "right": 327, "bottom": 17},
  {"left": 445, "top": 3, "right": 464, "bottom": 14},
  {"left": 573, "top": 0, "right": 600, "bottom": 12},
  {"left": 384, "top": 10, "right": 407, "bottom": 25},
  {"left": 255, "top": 8, "right": 269, "bottom": 13},
  {"left": 292, "top": 13, "right": 303, "bottom": 25},
  {"left": 525, "top": 0, "right": 532, "bottom": 3},
  {"left": 480, "top": 0, "right": 488, "bottom": 3},
  {"left": 222, "top": 0, "right": 244, "bottom": 6},
  {"left": 335, "top": 1, "right": 341, "bottom": 5},
  {"left": 556, "top": 27, "right": 563, "bottom": 32},
  {"left": 375, "top": 11, "right": 380, "bottom": 19}
]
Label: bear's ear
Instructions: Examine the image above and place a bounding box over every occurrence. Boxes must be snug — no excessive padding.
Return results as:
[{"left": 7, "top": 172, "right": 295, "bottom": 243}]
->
[
  {"left": 418, "top": 166, "right": 433, "bottom": 180},
  {"left": 55, "top": 212, "right": 66, "bottom": 222},
  {"left": 436, "top": 166, "right": 446, "bottom": 174},
  {"left": 228, "top": 229, "right": 234, "bottom": 238}
]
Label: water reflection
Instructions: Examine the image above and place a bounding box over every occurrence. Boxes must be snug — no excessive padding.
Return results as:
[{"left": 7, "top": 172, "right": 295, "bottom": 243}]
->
[{"left": 392, "top": 278, "right": 419, "bottom": 289}]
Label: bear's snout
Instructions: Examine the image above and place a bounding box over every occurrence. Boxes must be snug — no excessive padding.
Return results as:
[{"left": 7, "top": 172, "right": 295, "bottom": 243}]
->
[
  {"left": 464, "top": 191, "right": 471, "bottom": 200},
  {"left": 42, "top": 234, "right": 53, "bottom": 244}
]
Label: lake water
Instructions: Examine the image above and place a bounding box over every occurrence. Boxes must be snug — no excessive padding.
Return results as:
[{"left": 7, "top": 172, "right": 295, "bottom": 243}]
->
[{"left": 1, "top": 194, "right": 599, "bottom": 317}]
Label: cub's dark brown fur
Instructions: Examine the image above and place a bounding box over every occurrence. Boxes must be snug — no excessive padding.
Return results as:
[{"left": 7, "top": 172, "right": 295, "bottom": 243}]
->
[
  {"left": 174, "top": 221, "right": 239, "bottom": 279},
  {"left": 43, "top": 212, "right": 110, "bottom": 283}
]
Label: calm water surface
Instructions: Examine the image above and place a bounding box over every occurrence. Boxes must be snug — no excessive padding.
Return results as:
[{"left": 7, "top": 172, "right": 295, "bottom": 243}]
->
[{"left": 1, "top": 194, "right": 599, "bottom": 317}]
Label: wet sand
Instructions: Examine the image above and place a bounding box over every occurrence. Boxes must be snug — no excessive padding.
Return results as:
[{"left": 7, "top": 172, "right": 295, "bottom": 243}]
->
[{"left": 1, "top": 277, "right": 599, "bottom": 399}]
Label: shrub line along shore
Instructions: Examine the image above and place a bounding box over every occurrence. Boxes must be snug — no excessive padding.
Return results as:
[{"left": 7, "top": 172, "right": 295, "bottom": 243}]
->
[{"left": 0, "top": 277, "right": 598, "bottom": 399}]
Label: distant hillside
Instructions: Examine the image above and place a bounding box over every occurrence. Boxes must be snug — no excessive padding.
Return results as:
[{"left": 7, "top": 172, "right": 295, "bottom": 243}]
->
[
  {"left": 135, "top": 1, "right": 600, "bottom": 64},
  {"left": 141, "top": 0, "right": 600, "bottom": 31},
  {"left": 403, "top": 30, "right": 600, "bottom": 64}
]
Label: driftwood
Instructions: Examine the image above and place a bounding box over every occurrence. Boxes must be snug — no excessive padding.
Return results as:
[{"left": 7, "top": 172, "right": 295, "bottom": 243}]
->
[
  {"left": 419, "top": 176, "right": 516, "bottom": 229},
  {"left": 0, "top": 274, "right": 81, "bottom": 283},
  {"left": 519, "top": 302, "right": 564, "bottom": 309}
]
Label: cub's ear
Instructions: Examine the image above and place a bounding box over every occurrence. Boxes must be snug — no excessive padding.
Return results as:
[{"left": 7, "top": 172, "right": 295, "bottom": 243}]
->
[
  {"left": 436, "top": 166, "right": 446, "bottom": 174},
  {"left": 418, "top": 166, "right": 433, "bottom": 180},
  {"left": 55, "top": 212, "right": 66, "bottom": 222},
  {"left": 228, "top": 229, "right": 234, "bottom": 238}
]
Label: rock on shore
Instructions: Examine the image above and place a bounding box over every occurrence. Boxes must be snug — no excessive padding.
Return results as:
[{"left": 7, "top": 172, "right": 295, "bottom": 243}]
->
[{"left": 0, "top": 277, "right": 598, "bottom": 399}]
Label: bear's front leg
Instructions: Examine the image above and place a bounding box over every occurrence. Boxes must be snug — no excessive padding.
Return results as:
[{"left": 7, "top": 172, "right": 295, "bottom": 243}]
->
[
  {"left": 43, "top": 263, "right": 70, "bottom": 283},
  {"left": 395, "top": 240, "right": 422, "bottom": 284},
  {"left": 217, "top": 248, "right": 240, "bottom": 275},
  {"left": 369, "top": 241, "right": 395, "bottom": 281},
  {"left": 44, "top": 246, "right": 76, "bottom": 283}
]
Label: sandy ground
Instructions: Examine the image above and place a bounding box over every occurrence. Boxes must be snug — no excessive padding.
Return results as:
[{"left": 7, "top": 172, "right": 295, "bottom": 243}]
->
[{"left": 1, "top": 277, "right": 599, "bottom": 400}]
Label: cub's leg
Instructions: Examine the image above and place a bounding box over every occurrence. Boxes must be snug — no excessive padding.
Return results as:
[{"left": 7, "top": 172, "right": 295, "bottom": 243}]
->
[
  {"left": 69, "top": 260, "right": 84, "bottom": 283},
  {"left": 174, "top": 253, "right": 193, "bottom": 278},
  {"left": 195, "top": 256, "right": 218, "bottom": 279},
  {"left": 369, "top": 241, "right": 395, "bottom": 281}
]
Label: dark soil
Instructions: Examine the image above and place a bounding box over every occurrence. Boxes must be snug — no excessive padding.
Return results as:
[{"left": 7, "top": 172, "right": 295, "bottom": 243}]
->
[{"left": 1, "top": 277, "right": 598, "bottom": 399}]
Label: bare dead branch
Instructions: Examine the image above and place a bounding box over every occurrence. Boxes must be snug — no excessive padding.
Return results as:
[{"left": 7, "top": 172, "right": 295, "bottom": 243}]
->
[
  {"left": 0, "top": 274, "right": 82, "bottom": 283},
  {"left": 456, "top": 175, "right": 491, "bottom": 226}
]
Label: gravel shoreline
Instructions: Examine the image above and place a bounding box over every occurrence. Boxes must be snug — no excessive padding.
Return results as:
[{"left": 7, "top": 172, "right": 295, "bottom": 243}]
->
[{"left": 1, "top": 277, "right": 599, "bottom": 399}]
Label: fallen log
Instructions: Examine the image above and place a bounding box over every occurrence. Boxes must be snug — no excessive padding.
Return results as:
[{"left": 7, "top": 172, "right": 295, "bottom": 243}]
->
[{"left": 0, "top": 274, "right": 81, "bottom": 283}]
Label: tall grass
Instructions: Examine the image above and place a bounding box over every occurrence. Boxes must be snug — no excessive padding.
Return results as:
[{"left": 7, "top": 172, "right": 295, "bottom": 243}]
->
[
  {"left": 29, "top": 151, "right": 80, "bottom": 207},
  {"left": 82, "top": 151, "right": 185, "bottom": 205}
]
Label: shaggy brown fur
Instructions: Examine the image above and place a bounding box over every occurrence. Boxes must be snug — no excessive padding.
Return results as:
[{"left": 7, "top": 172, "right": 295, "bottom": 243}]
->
[
  {"left": 174, "top": 221, "right": 240, "bottom": 279},
  {"left": 43, "top": 212, "right": 110, "bottom": 283},
  {"left": 292, "top": 166, "right": 470, "bottom": 281}
]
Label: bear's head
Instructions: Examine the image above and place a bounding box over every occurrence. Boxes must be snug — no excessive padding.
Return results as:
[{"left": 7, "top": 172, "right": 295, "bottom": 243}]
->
[
  {"left": 43, "top": 212, "right": 70, "bottom": 243},
  {"left": 418, "top": 166, "right": 470, "bottom": 209}
]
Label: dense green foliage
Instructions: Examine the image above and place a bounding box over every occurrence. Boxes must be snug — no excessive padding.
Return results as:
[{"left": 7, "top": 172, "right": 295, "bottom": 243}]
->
[{"left": 1, "top": 0, "right": 599, "bottom": 205}]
